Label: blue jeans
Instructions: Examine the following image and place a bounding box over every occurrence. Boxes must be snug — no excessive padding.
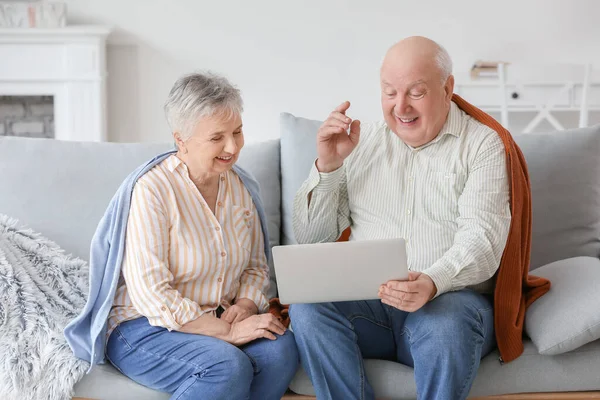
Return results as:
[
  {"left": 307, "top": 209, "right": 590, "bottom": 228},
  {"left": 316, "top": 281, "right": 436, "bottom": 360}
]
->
[
  {"left": 105, "top": 317, "right": 299, "bottom": 400},
  {"left": 289, "top": 290, "right": 495, "bottom": 400}
]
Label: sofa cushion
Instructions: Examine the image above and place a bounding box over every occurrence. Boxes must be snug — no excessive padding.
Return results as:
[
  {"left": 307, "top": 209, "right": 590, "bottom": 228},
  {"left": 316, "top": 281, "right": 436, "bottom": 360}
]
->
[
  {"left": 0, "top": 136, "right": 281, "bottom": 298},
  {"left": 237, "top": 139, "right": 281, "bottom": 297},
  {"left": 76, "top": 341, "right": 600, "bottom": 400},
  {"left": 74, "top": 363, "right": 169, "bottom": 400},
  {"left": 280, "top": 113, "right": 321, "bottom": 245},
  {"left": 513, "top": 125, "right": 600, "bottom": 269},
  {"left": 525, "top": 256, "right": 600, "bottom": 355},
  {"left": 289, "top": 339, "right": 600, "bottom": 398}
]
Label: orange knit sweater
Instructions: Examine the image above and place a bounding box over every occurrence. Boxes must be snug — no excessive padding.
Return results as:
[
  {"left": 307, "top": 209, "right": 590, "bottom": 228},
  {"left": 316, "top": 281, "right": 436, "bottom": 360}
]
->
[{"left": 270, "top": 94, "right": 551, "bottom": 363}]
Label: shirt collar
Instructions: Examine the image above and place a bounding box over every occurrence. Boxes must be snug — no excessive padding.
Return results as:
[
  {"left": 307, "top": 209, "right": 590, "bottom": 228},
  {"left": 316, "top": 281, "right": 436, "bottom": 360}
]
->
[
  {"left": 439, "top": 101, "right": 463, "bottom": 138},
  {"left": 165, "top": 154, "right": 185, "bottom": 173},
  {"left": 164, "top": 154, "right": 228, "bottom": 184}
]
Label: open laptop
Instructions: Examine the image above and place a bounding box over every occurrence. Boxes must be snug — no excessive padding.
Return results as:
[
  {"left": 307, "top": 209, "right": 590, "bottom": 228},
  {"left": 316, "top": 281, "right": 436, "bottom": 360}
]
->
[{"left": 272, "top": 238, "right": 408, "bottom": 304}]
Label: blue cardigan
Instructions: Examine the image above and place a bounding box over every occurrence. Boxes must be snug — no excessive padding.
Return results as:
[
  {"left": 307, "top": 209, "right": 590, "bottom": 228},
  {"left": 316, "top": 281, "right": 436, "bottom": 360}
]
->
[{"left": 63, "top": 150, "right": 271, "bottom": 371}]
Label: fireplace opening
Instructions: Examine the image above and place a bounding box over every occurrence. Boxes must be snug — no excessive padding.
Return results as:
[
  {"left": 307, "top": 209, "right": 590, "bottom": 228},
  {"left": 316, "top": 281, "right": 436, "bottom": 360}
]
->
[{"left": 0, "top": 95, "right": 54, "bottom": 139}]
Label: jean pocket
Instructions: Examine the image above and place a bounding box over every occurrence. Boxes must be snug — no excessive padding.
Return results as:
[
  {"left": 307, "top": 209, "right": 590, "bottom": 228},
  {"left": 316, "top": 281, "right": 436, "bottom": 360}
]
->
[{"left": 108, "top": 327, "right": 133, "bottom": 352}]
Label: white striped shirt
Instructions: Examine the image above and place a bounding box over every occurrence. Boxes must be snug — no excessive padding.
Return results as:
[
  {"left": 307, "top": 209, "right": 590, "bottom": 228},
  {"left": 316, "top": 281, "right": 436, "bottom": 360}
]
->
[
  {"left": 293, "top": 102, "right": 511, "bottom": 296},
  {"left": 108, "top": 154, "right": 270, "bottom": 335}
]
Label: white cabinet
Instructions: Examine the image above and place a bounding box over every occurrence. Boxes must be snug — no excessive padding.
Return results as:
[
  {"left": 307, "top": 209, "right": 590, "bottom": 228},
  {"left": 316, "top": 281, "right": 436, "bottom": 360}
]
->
[
  {"left": 455, "top": 77, "right": 599, "bottom": 132},
  {"left": 455, "top": 82, "right": 600, "bottom": 112}
]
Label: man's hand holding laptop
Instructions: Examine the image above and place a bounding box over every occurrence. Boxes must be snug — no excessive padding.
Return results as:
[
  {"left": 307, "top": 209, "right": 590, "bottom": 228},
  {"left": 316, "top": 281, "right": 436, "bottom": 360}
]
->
[{"left": 378, "top": 271, "right": 437, "bottom": 312}]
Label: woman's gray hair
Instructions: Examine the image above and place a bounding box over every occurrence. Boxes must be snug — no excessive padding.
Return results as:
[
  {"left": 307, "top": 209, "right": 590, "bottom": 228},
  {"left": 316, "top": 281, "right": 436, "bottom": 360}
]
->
[
  {"left": 435, "top": 43, "right": 453, "bottom": 84},
  {"left": 164, "top": 72, "right": 243, "bottom": 140}
]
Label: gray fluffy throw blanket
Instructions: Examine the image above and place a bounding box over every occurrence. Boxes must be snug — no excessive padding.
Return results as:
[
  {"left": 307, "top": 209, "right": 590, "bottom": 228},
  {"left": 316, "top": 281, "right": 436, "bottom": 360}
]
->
[{"left": 0, "top": 215, "right": 90, "bottom": 400}]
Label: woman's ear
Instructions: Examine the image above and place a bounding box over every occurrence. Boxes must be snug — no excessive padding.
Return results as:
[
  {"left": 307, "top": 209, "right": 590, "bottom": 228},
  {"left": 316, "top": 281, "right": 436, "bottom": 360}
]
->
[{"left": 174, "top": 132, "right": 188, "bottom": 154}]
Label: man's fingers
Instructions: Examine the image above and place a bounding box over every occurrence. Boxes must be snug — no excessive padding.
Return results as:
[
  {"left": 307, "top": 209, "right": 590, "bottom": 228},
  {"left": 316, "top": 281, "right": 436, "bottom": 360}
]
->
[
  {"left": 380, "top": 294, "right": 416, "bottom": 305},
  {"left": 319, "top": 125, "right": 347, "bottom": 138},
  {"left": 381, "top": 298, "right": 408, "bottom": 311},
  {"left": 349, "top": 120, "right": 360, "bottom": 143},
  {"left": 380, "top": 297, "right": 414, "bottom": 311},
  {"left": 334, "top": 101, "right": 351, "bottom": 114},
  {"left": 329, "top": 111, "right": 352, "bottom": 124},
  {"left": 380, "top": 287, "right": 419, "bottom": 302},
  {"left": 325, "top": 119, "right": 350, "bottom": 131},
  {"left": 386, "top": 280, "right": 419, "bottom": 293}
]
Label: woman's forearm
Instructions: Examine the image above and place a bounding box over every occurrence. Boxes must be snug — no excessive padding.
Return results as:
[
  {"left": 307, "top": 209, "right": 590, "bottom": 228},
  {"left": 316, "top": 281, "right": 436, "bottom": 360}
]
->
[{"left": 178, "top": 313, "right": 231, "bottom": 340}]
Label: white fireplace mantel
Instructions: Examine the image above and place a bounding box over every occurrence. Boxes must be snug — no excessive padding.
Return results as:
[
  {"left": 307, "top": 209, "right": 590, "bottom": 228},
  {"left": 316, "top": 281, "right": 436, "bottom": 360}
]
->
[{"left": 0, "top": 25, "right": 112, "bottom": 141}]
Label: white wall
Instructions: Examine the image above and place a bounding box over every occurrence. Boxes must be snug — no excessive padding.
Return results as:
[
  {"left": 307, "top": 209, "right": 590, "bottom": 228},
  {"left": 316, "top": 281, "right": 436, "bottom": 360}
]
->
[{"left": 64, "top": 0, "right": 600, "bottom": 143}]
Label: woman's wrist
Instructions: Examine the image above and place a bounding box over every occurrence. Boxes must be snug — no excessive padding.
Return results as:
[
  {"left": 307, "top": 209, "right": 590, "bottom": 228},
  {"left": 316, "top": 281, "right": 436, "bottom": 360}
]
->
[{"left": 235, "top": 298, "right": 259, "bottom": 314}]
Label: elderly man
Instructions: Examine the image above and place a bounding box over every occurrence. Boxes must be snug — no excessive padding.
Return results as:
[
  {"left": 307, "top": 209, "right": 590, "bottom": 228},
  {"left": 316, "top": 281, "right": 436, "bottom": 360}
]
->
[{"left": 288, "top": 36, "right": 531, "bottom": 400}]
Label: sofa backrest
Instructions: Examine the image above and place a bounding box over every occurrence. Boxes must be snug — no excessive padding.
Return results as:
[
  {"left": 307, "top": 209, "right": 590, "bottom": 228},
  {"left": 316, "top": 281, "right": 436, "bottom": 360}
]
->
[
  {"left": 279, "top": 113, "right": 600, "bottom": 271},
  {"left": 0, "top": 137, "right": 281, "bottom": 295},
  {"left": 513, "top": 125, "right": 600, "bottom": 269},
  {"left": 3, "top": 119, "right": 599, "bottom": 296},
  {"left": 0, "top": 137, "right": 170, "bottom": 260}
]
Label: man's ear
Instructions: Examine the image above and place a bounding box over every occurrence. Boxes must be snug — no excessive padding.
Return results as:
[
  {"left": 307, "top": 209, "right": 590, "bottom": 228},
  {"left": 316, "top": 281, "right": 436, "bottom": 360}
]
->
[{"left": 444, "top": 74, "right": 455, "bottom": 103}]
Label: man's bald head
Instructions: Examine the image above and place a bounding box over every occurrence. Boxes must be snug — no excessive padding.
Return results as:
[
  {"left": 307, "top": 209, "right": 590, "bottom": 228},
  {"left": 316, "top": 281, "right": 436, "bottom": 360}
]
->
[
  {"left": 382, "top": 36, "right": 453, "bottom": 84},
  {"left": 379, "top": 36, "right": 455, "bottom": 147}
]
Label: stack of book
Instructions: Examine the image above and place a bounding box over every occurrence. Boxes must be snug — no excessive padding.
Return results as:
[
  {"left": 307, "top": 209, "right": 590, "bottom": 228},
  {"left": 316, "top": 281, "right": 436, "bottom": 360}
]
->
[{"left": 470, "top": 61, "right": 509, "bottom": 79}]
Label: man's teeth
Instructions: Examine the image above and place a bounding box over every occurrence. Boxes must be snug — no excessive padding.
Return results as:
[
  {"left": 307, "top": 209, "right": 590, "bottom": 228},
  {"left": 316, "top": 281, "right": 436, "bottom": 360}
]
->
[
  {"left": 399, "top": 117, "right": 417, "bottom": 123},
  {"left": 217, "top": 156, "right": 232, "bottom": 160}
]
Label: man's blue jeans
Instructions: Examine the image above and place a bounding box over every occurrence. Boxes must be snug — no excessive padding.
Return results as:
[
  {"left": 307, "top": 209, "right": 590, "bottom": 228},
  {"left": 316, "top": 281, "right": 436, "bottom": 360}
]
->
[
  {"left": 289, "top": 290, "right": 496, "bottom": 400},
  {"left": 106, "top": 317, "right": 299, "bottom": 400}
]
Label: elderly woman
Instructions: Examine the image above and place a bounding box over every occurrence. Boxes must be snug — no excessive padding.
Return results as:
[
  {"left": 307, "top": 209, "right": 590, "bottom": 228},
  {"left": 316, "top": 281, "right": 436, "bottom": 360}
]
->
[{"left": 65, "top": 73, "right": 299, "bottom": 400}]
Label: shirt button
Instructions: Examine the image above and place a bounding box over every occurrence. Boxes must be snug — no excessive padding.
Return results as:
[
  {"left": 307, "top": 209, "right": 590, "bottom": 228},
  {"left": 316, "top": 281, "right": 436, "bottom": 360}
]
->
[
  {"left": 217, "top": 277, "right": 223, "bottom": 283},
  {"left": 245, "top": 210, "right": 250, "bottom": 216},
  {"left": 407, "top": 209, "right": 412, "bottom": 215},
  {"left": 160, "top": 306, "right": 166, "bottom": 311},
  {"left": 215, "top": 226, "right": 221, "bottom": 231},
  {"left": 408, "top": 176, "right": 414, "bottom": 182},
  {"left": 221, "top": 251, "right": 227, "bottom": 257},
  {"left": 217, "top": 201, "right": 223, "bottom": 207},
  {"left": 220, "top": 176, "right": 225, "bottom": 181}
]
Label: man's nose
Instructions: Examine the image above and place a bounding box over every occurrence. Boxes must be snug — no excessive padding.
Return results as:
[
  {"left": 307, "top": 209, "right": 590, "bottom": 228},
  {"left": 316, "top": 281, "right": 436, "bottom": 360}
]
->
[{"left": 394, "top": 97, "right": 412, "bottom": 115}]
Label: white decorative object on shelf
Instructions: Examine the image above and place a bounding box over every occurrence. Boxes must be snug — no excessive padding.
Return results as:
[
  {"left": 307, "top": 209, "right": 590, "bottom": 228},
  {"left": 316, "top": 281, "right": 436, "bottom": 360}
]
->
[
  {"left": 0, "top": 2, "right": 67, "bottom": 28},
  {"left": 0, "top": 25, "right": 112, "bottom": 142},
  {"left": 455, "top": 63, "right": 598, "bottom": 133}
]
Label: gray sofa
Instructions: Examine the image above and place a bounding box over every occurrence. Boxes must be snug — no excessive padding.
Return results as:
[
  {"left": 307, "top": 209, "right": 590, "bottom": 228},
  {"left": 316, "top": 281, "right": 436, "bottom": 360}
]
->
[{"left": 1, "top": 120, "right": 600, "bottom": 399}]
